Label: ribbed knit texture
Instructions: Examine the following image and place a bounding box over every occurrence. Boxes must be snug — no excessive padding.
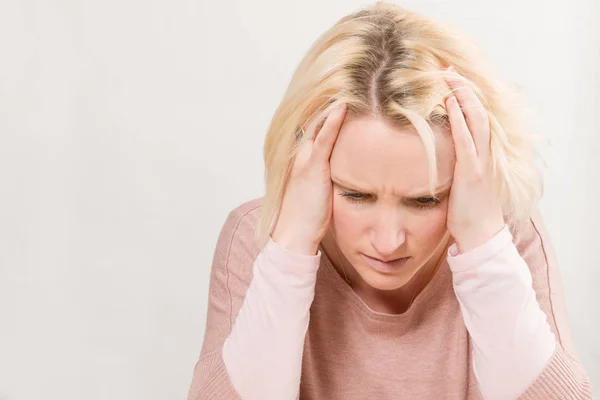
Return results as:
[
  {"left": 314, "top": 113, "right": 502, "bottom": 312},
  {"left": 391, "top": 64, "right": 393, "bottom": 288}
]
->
[
  {"left": 187, "top": 351, "right": 239, "bottom": 400},
  {"left": 520, "top": 347, "right": 594, "bottom": 399}
]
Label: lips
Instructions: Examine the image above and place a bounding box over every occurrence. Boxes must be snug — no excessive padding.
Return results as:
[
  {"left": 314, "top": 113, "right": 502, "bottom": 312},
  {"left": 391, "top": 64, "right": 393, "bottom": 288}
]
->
[{"left": 362, "top": 254, "right": 410, "bottom": 274}]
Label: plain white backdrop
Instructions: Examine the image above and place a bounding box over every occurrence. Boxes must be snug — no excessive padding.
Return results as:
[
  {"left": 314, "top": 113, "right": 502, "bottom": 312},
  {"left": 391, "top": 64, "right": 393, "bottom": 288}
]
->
[{"left": 0, "top": 1, "right": 598, "bottom": 399}]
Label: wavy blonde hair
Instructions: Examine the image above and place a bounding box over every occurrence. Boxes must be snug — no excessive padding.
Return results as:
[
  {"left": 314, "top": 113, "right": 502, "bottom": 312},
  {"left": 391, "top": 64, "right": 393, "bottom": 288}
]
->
[{"left": 257, "top": 1, "right": 545, "bottom": 247}]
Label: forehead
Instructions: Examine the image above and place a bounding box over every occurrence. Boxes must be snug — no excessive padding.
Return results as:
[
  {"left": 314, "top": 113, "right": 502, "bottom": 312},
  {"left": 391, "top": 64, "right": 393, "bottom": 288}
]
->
[{"left": 330, "top": 114, "right": 455, "bottom": 193}]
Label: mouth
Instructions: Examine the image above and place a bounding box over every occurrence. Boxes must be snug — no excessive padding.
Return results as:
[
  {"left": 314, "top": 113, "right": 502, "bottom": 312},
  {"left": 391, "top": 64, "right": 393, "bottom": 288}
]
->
[{"left": 361, "top": 254, "right": 411, "bottom": 274}]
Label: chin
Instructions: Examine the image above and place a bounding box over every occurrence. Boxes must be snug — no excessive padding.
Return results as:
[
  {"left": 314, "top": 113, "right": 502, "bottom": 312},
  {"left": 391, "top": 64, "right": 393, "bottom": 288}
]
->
[{"left": 358, "top": 267, "right": 415, "bottom": 291}]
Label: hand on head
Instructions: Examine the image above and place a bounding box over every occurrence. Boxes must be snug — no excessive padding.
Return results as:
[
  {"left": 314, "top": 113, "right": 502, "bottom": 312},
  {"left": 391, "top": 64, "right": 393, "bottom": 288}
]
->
[{"left": 271, "top": 104, "right": 348, "bottom": 255}]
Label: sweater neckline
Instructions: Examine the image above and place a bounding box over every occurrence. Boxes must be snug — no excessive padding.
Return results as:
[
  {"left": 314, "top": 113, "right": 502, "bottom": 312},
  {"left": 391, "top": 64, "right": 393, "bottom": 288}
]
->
[{"left": 317, "top": 242, "right": 452, "bottom": 325}]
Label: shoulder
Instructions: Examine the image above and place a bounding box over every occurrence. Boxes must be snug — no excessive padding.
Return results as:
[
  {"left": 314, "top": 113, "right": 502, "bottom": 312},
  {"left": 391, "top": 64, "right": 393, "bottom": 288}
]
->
[
  {"left": 510, "top": 206, "right": 558, "bottom": 273},
  {"left": 509, "top": 207, "right": 582, "bottom": 357},
  {"left": 222, "top": 197, "right": 264, "bottom": 244},
  {"left": 223, "top": 197, "right": 264, "bottom": 234},
  {"left": 213, "top": 197, "right": 264, "bottom": 277},
  {"left": 200, "top": 198, "right": 266, "bottom": 355}
]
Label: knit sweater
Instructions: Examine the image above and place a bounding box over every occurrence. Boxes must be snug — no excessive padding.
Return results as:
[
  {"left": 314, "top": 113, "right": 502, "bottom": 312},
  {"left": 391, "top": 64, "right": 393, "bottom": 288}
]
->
[{"left": 186, "top": 198, "right": 593, "bottom": 399}]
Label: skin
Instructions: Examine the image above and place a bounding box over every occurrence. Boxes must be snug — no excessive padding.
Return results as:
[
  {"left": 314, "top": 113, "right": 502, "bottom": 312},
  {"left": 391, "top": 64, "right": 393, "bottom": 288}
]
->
[
  {"left": 272, "top": 66, "right": 505, "bottom": 314},
  {"left": 320, "top": 116, "right": 456, "bottom": 313},
  {"left": 321, "top": 67, "right": 506, "bottom": 314}
]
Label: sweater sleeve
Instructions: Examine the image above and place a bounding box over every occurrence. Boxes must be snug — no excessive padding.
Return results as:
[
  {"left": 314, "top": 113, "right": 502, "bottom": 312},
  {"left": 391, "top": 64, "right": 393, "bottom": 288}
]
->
[
  {"left": 222, "top": 237, "right": 320, "bottom": 400},
  {"left": 186, "top": 202, "right": 320, "bottom": 400},
  {"left": 447, "top": 207, "right": 593, "bottom": 400}
]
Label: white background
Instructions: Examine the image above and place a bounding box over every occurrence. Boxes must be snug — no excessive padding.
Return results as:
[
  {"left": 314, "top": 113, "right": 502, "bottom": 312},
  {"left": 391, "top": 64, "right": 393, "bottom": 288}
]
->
[{"left": 0, "top": 1, "right": 598, "bottom": 399}]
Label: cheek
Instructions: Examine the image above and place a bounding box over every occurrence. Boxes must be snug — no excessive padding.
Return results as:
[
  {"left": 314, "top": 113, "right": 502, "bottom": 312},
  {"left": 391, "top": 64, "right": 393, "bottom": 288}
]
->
[
  {"left": 408, "top": 204, "right": 449, "bottom": 247},
  {"left": 331, "top": 198, "right": 365, "bottom": 242}
]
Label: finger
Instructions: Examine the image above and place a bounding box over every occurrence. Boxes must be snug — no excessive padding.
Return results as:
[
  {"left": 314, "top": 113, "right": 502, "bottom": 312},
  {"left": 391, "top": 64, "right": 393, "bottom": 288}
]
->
[
  {"left": 446, "top": 95, "right": 477, "bottom": 168},
  {"left": 444, "top": 67, "right": 490, "bottom": 157},
  {"left": 313, "top": 104, "right": 347, "bottom": 161},
  {"left": 303, "top": 118, "right": 325, "bottom": 142}
]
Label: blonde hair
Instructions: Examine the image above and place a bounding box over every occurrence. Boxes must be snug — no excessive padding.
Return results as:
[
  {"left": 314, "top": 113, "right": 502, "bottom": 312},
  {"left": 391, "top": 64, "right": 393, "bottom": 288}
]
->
[{"left": 257, "top": 1, "right": 545, "bottom": 247}]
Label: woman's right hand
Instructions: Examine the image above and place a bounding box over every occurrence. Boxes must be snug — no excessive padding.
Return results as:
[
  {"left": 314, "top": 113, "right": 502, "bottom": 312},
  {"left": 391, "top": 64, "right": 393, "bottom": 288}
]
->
[{"left": 271, "top": 103, "right": 348, "bottom": 255}]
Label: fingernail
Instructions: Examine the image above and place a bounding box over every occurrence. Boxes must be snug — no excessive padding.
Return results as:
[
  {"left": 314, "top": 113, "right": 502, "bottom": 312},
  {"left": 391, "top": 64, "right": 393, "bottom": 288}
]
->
[{"left": 447, "top": 65, "right": 456, "bottom": 72}]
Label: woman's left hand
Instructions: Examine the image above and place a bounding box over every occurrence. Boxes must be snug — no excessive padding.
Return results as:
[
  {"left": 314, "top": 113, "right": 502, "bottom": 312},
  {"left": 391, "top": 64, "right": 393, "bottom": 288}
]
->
[{"left": 444, "top": 66, "right": 505, "bottom": 253}]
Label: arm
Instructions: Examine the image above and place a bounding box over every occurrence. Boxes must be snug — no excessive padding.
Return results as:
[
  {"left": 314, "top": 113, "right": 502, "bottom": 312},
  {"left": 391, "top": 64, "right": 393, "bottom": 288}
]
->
[
  {"left": 186, "top": 202, "right": 320, "bottom": 400},
  {"left": 447, "top": 207, "right": 593, "bottom": 400}
]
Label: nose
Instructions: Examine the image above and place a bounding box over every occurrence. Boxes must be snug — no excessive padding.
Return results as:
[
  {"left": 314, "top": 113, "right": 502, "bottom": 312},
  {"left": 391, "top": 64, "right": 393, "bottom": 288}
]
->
[{"left": 370, "top": 211, "right": 406, "bottom": 259}]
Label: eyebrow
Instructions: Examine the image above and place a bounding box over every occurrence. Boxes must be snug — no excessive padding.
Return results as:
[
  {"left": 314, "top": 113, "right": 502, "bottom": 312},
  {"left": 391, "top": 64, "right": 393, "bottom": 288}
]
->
[{"left": 331, "top": 177, "right": 453, "bottom": 199}]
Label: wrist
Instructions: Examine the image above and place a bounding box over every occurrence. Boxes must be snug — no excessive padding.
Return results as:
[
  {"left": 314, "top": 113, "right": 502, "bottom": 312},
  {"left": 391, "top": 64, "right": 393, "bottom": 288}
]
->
[
  {"left": 455, "top": 218, "right": 505, "bottom": 254},
  {"left": 271, "top": 230, "right": 320, "bottom": 256}
]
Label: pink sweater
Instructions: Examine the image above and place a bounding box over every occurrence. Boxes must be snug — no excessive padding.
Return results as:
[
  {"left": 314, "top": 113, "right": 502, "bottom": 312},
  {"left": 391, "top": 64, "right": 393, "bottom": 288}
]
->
[{"left": 187, "top": 198, "right": 593, "bottom": 399}]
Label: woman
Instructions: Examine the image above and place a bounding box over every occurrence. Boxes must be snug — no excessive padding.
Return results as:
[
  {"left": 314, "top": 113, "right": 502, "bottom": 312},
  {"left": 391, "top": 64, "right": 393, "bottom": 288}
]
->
[{"left": 187, "top": 2, "right": 593, "bottom": 399}]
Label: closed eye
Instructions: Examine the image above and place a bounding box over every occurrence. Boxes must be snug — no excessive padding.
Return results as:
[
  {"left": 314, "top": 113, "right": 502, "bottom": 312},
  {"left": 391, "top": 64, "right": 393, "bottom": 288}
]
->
[
  {"left": 411, "top": 196, "right": 441, "bottom": 209},
  {"left": 340, "top": 192, "right": 371, "bottom": 203},
  {"left": 333, "top": 177, "right": 450, "bottom": 209},
  {"left": 340, "top": 193, "right": 443, "bottom": 208}
]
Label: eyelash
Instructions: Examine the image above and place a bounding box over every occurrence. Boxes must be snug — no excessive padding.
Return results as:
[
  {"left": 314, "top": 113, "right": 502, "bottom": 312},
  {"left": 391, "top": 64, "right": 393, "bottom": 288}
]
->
[{"left": 340, "top": 192, "right": 441, "bottom": 209}]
